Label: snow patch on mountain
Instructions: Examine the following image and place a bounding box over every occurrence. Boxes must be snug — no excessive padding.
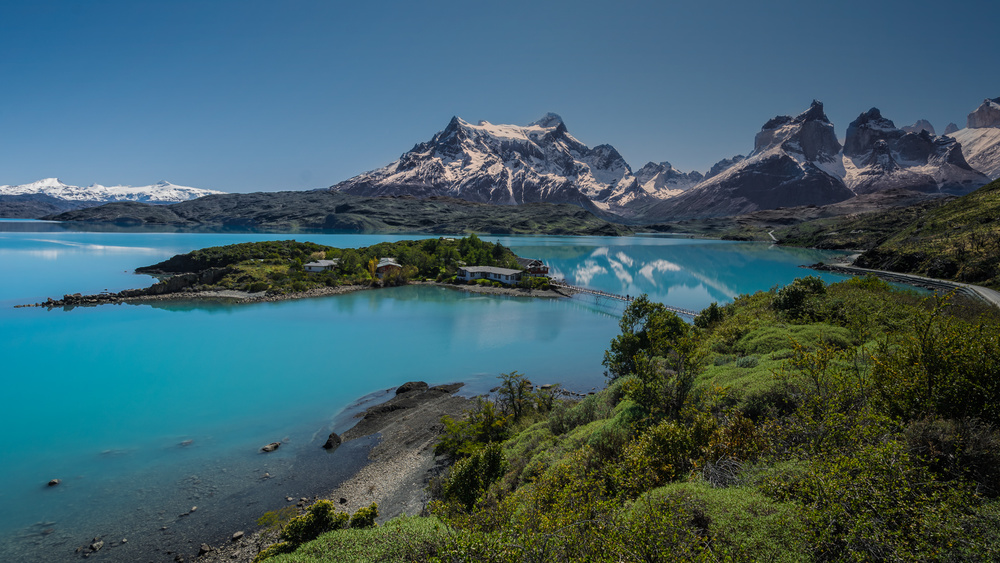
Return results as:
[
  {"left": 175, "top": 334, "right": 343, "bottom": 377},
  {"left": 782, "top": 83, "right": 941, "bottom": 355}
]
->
[
  {"left": 633, "top": 162, "right": 703, "bottom": 198},
  {"left": 951, "top": 127, "right": 1000, "bottom": 180},
  {"left": 0, "top": 178, "right": 223, "bottom": 203},
  {"left": 946, "top": 97, "right": 1000, "bottom": 180}
]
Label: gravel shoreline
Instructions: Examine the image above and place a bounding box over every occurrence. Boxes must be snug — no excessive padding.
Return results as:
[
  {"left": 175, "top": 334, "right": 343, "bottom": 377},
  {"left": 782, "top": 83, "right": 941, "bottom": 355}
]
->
[
  {"left": 195, "top": 382, "right": 471, "bottom": 563},
  {"left": 16, "top": 280, "right": 573, "bottom": 309}
]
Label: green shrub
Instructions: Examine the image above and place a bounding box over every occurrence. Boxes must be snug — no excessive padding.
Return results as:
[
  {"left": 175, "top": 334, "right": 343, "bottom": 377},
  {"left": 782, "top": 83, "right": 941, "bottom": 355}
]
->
[
  {"left": 280, "top": 500, "right": 349, "bottom": 545},
  {"left": 349, "top": 503, "right": 379, "bottom": 529},
  {"left": 247, "top": 281, "right": 270, "bottom": 292},
  {"left": 772, "top": 276, "right": 826, "bottom": 320},
  {"left": 904, "top": 417, "right": 1000, "bottom": 497},
  {"left": 735, "top": 323, "right": 854, "bottom": 355},
  {"left": 616, "top": 411, "right": 717, "bottom": 495},
  {"left": 624, "top": 483, "right": 809, "bottom": 563},
  {"left": 734, "top": 355, "right": 759, "bottom": 368},
  {"left": 262, "top": 516, "right": 449, "bottom": 563},
  {"left": 442, "top": 442, "right": 508, "bottom": 511},
  {"left": 549, "top": 393, "right": 613, "bottom": 435},
  {"left": 694, "top": 301, "right": 725, "bottom": 329}
]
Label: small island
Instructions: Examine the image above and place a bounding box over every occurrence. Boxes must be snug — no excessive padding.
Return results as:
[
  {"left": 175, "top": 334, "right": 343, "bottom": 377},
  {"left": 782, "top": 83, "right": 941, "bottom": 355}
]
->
[{"left": 18, "top": 235, "right": 568, "bottom": 309}]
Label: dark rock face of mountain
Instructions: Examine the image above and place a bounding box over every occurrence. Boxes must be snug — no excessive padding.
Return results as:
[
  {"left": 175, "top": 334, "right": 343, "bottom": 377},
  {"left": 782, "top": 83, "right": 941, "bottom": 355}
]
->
[
  {"left": 330, "top": 114, "right": 636, "bottom": 216},
  {"left": 901, "top": 119, "right": 936, "bottom": 135},
  {"left": 641, "top": 101, "right": 852, "bottom": 220},
  {"left": 844, "top": 108, "right": 905, "bottom": 158},
  {"left": 704, "top": 155, "right": 746, "bottom": 180},
  {"left": 967, "top": 97, "right": 1000, "bottom": 128},
  {"left": 0, "top": 194, "right": 98, "bottom": 218},
  {"left": 844, "top": 108, "right": 987, "bottom": 195}
]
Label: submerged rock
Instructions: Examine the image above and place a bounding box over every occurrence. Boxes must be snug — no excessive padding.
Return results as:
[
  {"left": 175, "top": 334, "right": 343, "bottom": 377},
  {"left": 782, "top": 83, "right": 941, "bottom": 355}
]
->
[
  {"left": 260, "top": 442, "right": 280, "bottom": 453},
  {"left": 395, "top": 381, "right": 428, "bottom": 395},
  {"left": 322, "top": 431, "right": 342, "bottom": 450}
]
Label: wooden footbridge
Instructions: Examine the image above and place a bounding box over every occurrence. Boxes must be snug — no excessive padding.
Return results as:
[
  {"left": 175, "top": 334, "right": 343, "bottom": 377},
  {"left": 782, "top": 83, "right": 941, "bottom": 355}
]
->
[{"left": 550, "top": 281, "right": 699, "bottom": 318}]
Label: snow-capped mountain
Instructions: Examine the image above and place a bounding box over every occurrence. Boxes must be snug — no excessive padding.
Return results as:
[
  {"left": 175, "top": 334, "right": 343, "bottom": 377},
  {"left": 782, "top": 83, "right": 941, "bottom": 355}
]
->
[
  {"left": 634, "top": 162, "right": 703, "bottom": 198},
  {"left": 950, "top": 97, "right": 1000, "bottom": 180},
  {"left": 0, "top": 178, "right": 223, "bottom": 203},
  {"left": 842, "top": 108, "right": 986, "bottom": 194},
  {"left": 642, "top": 101, "right": 854, "bottom": 219},
  {"left": 330, "top": 113, "right": 650, "bottom": 214}
]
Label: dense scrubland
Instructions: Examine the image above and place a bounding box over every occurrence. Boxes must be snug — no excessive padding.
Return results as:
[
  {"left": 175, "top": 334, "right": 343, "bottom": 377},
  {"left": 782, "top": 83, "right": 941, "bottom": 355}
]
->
[
  {"left": 852, "top": 179, "right": 1000, "bottom": 289},
  {"left": 251, "top": 276, "right": 1000, "bottom": 562},
  {"left": 774, "top": 179, "right": 1000, "bottom": 290}
]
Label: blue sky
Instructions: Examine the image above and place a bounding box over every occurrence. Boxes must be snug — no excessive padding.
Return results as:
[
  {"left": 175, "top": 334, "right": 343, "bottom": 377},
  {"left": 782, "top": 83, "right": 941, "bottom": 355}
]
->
[{"left": 1, "top": 0, "right": 997, "bottom": 193}]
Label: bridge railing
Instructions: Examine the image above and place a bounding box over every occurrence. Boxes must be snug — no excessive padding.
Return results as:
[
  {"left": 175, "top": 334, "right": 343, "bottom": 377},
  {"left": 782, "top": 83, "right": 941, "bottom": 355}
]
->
[{"left": 550, "top": 280, "right": 699, "bottom": 317}]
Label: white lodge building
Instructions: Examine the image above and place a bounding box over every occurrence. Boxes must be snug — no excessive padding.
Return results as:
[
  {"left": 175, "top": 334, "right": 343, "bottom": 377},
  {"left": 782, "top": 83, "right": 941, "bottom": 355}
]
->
[
  {"left": 457, "top": 266, "right": 523, "bottom": 285},
  {"left": 303, "top": 259, "right": 340, "bottom": 273}
]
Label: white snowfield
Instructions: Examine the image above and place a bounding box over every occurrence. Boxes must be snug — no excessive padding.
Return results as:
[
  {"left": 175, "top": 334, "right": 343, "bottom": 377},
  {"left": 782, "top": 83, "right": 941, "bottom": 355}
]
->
[
  {"left": 951, "top": 127, "right": 1000, "bottom": 180},
  {"left": 0, "top": 178, "right": 224, "bottom": 203}
]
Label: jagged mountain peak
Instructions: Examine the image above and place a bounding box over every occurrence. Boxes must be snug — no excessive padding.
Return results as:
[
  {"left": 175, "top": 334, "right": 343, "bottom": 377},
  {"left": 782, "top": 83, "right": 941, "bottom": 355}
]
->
[
  {"left": 843, "top": 107, "right": 987, "bottom": 195},
  {"left": 798, "top": 99, "right": 831, "bottom": 123},
  {"left": 529, "top": 112, "right": 565, "bottom": 128},
  {"left": 844, "top": 107, "right": 903, "bottom": 158},
  {"left": 968, "top": 97, "right": 1000, "bottom": 129},
  {"left": 753, "top": 100, "right": 841, "bottom": 163},
  {"left": 902, "top": 119, "right": 936, "bottom": 136},
  {"left": 331, "top": 112, "right": 636, "bottom": 213},
  {"left": 705, "top": 155, "right": 746, "bottom": 180}
]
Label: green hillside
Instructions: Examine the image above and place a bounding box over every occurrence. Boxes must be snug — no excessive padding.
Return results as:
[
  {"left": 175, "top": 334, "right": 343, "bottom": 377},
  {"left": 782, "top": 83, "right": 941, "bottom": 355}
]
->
[
  {"left": 252, "top": 279, "right": 1000, "bottom": 562},
  {"left": 852, "top": 179, "right": 1000, "bottom": 288}
]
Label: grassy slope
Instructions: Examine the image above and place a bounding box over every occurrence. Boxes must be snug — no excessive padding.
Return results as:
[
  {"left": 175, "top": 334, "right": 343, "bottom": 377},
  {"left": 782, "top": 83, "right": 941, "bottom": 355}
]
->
[
  {"left": 772, "top": 197, "right": 950, "bottom": 250},
  {"left": 853, "top": 179, "right": 1000, "bottom": 288}
]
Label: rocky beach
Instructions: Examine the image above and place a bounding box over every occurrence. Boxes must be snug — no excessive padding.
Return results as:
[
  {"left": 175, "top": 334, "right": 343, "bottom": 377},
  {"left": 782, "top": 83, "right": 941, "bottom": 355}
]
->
[{"left": 192, "top": 381, "right": 471, "bottom": 563}]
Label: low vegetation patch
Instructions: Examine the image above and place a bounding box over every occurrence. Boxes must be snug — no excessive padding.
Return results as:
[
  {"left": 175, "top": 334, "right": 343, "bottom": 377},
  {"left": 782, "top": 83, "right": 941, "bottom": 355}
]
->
[{"left": 253, "top": 275, "right": 1000, "bottom": 561}]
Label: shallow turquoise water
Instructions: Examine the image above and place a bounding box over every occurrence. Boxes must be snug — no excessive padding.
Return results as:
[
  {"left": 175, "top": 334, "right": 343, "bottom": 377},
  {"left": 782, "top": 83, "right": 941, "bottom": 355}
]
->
[{"left": 0, "top": 221, "right": 851, "bottom": 561}]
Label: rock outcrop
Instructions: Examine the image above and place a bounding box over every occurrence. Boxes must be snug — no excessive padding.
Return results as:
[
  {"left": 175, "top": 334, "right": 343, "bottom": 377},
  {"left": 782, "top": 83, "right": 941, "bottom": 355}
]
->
[
  {"left": 967, "top": 97, "right": 1000, "bottom": 129},
  {"left": 950, "top": 97, "right": 1000, "bottom": 180},
  {"left": 901, "top": 119, "right": 936, "bottom": 135},
  {"left": 843, "top": 108, "right": 987, "bottom": 194},
  {"left": 703, "top": 155, "right": 746, "bottom": 180}
]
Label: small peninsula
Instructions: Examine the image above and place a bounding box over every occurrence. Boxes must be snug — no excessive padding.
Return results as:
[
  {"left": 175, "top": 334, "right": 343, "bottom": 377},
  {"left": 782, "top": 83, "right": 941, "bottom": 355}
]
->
[{"left": 17, "top": 235, "right": 569, "bottom": 309}]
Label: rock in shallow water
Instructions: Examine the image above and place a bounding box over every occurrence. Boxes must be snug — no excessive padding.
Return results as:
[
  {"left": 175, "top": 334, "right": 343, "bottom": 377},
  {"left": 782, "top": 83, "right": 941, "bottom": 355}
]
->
[
  {"left": 260, "top": 442, "right": 280, "bottom": 453},
  {"left": 322, "top": 431, "right": 341, "bottom": 450}
]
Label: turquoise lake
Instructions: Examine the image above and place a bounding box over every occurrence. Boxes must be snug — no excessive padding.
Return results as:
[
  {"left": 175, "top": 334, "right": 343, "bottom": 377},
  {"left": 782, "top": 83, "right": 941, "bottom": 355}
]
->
[{"left": 0, "top": 221, "right": 852, "bottom": 562}]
